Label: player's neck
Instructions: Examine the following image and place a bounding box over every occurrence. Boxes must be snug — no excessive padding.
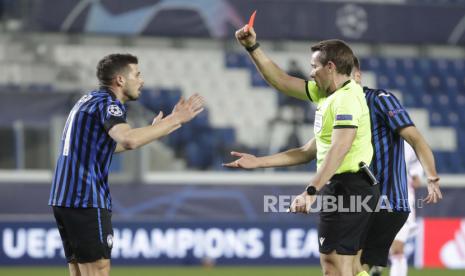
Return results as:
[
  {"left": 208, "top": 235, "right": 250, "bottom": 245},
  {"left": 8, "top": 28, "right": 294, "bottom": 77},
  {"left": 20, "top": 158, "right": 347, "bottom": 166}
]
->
[{"left": 103, "top": 86, "right": 127, "bottom": 104}]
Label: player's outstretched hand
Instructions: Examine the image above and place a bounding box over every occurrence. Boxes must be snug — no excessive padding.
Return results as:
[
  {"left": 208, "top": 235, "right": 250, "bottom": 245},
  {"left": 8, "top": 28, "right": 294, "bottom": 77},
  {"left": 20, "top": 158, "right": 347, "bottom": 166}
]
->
[
  {"left": 222, "top": 151, "right": 260, "bottom": 169},
  {"left": 172, "top": 94, "right": 205, "bottom": 124},
  {"left": 151, "top": 111, "right": 164, "bottom": 126},
  {"left": 289, "top": 192, "right": 314, "bottom": 214},
  {"left": 235, "top": 26, "right": 257, "bottom": 48},
  {"left": 424, "top": 176, "right": 443, "bottom": 204}
]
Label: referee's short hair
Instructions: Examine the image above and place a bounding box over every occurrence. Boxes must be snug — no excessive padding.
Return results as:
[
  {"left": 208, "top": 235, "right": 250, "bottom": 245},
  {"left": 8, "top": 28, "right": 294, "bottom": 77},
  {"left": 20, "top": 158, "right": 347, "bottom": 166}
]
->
[
  {"left": 311, "top": 39, "right": 355, "bottom": 76},
  {"left": 97, "top": 53, "right": 138, "bottom": 86}
]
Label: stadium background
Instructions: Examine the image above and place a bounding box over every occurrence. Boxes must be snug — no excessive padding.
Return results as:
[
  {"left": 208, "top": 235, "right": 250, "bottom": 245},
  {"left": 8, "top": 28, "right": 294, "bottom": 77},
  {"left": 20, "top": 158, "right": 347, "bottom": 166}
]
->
[{"left": 0, "top": 0, "right": 464, "bottom": 275}]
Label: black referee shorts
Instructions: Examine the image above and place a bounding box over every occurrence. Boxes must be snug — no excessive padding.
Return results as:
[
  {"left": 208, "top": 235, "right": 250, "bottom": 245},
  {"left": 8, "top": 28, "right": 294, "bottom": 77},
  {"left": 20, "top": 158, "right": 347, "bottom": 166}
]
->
[
  {"left": 317, "top": 171, "right": 380, "bottom": 255},
  {"left": 52, "top": 206, "right": 113, "bottom": 263},
  {"left": 361, "top": 209, "right": 409, "bottom": 267}
]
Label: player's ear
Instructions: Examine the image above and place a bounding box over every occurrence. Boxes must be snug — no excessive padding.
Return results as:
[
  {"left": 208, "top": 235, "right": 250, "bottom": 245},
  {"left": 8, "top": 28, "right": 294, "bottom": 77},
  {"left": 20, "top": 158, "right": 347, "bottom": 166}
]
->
[{"left": 115, "top": 74, "right": 125, "bottom": 87}]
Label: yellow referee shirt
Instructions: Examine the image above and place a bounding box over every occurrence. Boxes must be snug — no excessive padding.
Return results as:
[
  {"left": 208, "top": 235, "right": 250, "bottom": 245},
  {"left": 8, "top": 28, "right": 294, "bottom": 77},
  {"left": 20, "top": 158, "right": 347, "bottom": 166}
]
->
[{"left": 306, "top": 80, "right": 373, "bottom": 174}]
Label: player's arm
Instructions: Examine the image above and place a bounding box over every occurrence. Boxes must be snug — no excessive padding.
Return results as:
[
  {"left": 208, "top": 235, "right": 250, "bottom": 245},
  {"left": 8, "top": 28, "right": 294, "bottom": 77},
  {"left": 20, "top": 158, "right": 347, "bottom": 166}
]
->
[
  {"left": 399, "top": 126, "right": 442, "bottom": 203},
  {"left": 114, "top": 143, "right": 126, "bottom": 153},
  {"left": 110, "top": 95, "right": 204, "bottom": 151},
  {"left": 114, "top": 110, "right": 165, "bottom": 153},
  {"left": 223, "top": 138, "right": 317, "bottom": 169},
  {"left": 235, "top": 26, "right": 308, "bottom": 100},
  {"left": 373, "top": 91, "right": 441, "bottom": 203}
]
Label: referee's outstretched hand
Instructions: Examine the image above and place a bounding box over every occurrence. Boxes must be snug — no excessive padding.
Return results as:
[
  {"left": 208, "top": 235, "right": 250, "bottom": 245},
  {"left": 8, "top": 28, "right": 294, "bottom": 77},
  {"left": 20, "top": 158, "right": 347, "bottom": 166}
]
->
[
  {"left": 222, "top": 151, "right": 260, "bottom": 169},
  {"left": 235, "top": 25, "right": 257, "bottom": 48}
]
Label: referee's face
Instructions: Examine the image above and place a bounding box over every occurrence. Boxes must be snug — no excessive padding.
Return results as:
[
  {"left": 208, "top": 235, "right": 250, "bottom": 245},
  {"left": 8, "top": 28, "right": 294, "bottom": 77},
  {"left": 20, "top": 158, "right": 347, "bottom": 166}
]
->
[
  {"left": 310, "top": 51, "right": 330, "bottom": 93},
  {"left": 123, "top": 64, "right": 144, "bottom": 101}
]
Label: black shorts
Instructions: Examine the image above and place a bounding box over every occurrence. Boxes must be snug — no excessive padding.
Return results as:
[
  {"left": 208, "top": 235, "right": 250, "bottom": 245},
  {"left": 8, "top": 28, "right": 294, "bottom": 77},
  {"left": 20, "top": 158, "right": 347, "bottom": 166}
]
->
[
  {"left": 361, "top": 210, "right": 409, "bottom": 267},
  {"left": 52, "top": 206, "right": 113, "bottom": 263},
  {"left": 317, "top": 172, "right": 380, "bottom": 255}
]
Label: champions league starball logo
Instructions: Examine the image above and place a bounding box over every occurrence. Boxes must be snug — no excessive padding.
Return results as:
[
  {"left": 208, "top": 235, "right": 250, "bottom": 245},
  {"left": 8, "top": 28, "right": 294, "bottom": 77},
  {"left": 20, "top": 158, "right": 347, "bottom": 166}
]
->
[
  {"left": 107, "top": 105, "right": 123, "bottom": 117},
  {"left": 336, "top": 4, "right": 368, "bottom": 39}
]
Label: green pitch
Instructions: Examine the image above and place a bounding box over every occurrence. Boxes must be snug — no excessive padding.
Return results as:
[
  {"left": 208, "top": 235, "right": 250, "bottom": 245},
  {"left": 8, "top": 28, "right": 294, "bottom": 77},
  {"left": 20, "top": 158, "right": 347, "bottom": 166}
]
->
[{"left": 0, "top": 266, "right": 464, "bottom": 276}]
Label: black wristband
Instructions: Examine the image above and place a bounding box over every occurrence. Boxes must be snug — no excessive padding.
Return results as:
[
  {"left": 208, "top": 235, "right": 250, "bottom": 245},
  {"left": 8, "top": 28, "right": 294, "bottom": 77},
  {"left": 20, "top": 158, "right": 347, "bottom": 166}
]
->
[
  {"left": 245, "top": 42, "right": 260, "bottom": 52},
  {"left": 306, "top": 185, "right": 317, "bottom": 195}
]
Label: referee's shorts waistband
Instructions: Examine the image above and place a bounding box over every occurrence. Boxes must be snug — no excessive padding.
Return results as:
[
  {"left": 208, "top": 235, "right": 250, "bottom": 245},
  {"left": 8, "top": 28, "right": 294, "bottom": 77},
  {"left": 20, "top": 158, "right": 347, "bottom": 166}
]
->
[{"left": 330, "top": 171, "right": 367, "bottom": 182}]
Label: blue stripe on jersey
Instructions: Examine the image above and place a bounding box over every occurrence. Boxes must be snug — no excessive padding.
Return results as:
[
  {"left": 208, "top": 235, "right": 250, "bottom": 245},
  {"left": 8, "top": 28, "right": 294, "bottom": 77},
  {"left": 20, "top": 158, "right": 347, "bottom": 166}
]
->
[
  {"left": 49, "top": 88, "right": 126, "bottom": 210},
  {"left": 364, "top": 87, "right": 414, "bottom": 212},
  {"left": 81, "top": 119, "right": 99, "bottom": 207},
  {"left": 97, "top": 208, "right": 103, "bottom": 243}
]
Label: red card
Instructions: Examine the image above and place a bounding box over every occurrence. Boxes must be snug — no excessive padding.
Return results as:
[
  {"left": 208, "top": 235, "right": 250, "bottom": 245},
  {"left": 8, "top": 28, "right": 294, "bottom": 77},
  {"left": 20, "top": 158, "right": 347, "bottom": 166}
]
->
[{"left": 245, "top": 10, "right": 257, "bottom": 32}]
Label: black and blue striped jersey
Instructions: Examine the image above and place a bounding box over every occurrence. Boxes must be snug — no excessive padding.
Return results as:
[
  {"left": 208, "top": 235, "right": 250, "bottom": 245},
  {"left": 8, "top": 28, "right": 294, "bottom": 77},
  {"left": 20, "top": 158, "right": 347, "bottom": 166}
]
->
[
  {"left": 49, "top": 88, "right": 127, "bottom": 210},
  {"left": 364, "top": 87, "right": 414, "bottom": 212}
]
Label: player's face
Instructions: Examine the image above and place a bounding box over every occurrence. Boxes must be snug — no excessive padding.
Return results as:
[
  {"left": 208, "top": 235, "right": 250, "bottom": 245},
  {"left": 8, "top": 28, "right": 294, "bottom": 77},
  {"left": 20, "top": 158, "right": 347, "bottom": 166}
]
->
[
  {"left": 310, "top": 51, "right": 331, "bottom": 92},
  {"left": 123, "top": 64, "right": 144, "bottom": 101},
  {"left": 351, "top": 68, "right": 362, "bottom": 85}
]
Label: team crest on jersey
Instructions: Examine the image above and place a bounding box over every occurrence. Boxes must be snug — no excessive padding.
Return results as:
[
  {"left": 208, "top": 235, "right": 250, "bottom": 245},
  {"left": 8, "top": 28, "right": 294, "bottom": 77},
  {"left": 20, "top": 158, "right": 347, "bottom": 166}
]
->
[
  {"left": 107, "top": 105, "right": 123, "bottom": 117},
  {"left": 107, "top": 234, "right": 113, "bottom": 249}
]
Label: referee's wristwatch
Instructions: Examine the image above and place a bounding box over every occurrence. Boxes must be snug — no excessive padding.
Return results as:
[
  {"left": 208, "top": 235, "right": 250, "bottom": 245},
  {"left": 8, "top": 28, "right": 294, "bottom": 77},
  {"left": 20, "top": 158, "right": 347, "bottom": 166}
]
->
[
  {"left": 305, "top": 185, "right": 317, "bottom": 196},
  {"left": 245, "top": 42, "right": 260, "bottom": 53}
]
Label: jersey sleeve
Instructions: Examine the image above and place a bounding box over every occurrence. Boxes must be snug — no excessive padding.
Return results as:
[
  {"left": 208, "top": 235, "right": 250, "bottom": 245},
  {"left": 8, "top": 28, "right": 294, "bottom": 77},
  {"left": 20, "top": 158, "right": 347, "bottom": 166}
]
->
[
  {"left": 374, "top": 91, "right": 414, "bottom": 132},
  {"left": 305, "top": 80, "right": 325, "bottom": 104},
  {"left": 98, "top": 100, "right": 127, "bottom": 132},
  {"left": 331, "top": 92, "right": 362, "bottom": 128}
]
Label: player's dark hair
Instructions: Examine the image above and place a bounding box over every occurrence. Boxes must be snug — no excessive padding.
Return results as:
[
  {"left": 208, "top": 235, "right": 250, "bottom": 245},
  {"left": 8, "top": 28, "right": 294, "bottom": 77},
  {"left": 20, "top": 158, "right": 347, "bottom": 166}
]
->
[
  {"left": 310, "top": 39, "right": 354, "bottom": 76},
  {"left": 96, "top": 53, "right": 138, "bottom": 86}
]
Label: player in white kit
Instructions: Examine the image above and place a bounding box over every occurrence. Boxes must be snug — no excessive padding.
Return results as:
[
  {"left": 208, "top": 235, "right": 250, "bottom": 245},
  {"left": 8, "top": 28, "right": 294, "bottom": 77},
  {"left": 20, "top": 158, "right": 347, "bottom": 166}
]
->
[{"left": 389, "top": 141, "right": 424, "bottom": 276}]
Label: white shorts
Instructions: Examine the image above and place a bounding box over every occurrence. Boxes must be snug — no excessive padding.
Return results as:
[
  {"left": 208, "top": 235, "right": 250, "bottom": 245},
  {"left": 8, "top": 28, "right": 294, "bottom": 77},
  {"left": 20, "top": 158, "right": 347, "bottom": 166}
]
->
[{"left": 394, "top": 198, "right": 416, "bottom": 243}]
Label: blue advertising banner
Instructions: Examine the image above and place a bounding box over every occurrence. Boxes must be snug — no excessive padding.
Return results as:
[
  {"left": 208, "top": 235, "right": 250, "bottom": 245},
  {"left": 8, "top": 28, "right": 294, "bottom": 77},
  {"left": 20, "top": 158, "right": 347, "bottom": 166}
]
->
[
  {"left": 0, "top": 221, "right": 323, "bottom": 265},
  {"left": 15, "top": 0, "right": 465, "bottom": 45}
]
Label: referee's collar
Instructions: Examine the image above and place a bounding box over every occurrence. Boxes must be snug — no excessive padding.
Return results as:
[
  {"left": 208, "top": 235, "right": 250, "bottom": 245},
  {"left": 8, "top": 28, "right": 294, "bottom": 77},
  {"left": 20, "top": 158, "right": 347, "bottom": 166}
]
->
[{"left": 99, "top": 86, "right": 117, "bottom": 100}]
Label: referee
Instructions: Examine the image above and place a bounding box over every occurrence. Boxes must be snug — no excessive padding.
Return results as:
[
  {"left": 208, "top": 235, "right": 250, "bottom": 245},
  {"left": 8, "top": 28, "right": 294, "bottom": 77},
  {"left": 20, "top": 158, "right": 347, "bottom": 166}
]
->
[
  {"left": 235, "top": 27, "right": 378, "bottom": 275},
  {"left": 49, "top": 54, "right": 204, "bottom": 276},
  {"left": 225, "top": 48, "right": 442, "bottom": 275}
]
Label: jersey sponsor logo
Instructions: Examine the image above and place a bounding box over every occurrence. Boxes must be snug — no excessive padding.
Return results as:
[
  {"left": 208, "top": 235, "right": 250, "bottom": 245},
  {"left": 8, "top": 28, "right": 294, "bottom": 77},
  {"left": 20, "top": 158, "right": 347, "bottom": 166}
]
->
[
  {"left": 388, "top": 108, "right": 405, "bottom": 117},
  {"left": 335, "top": 114, "right": 353, "bottom": 121},
  {"left": 314, "top": 112, "right": 323, "bottom": 133},
  {"left": 107, "top": 104, "right": 123, "bottom": 117}
]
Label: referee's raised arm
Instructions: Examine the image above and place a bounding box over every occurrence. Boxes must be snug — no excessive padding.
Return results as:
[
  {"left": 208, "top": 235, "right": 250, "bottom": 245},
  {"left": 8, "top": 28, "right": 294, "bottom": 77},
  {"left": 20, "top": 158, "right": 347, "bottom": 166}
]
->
[{"left": 235, "top": 25, "right": 308, "bottom": 101}]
